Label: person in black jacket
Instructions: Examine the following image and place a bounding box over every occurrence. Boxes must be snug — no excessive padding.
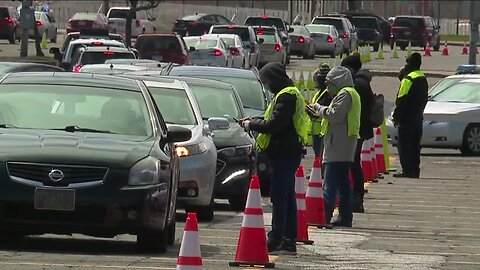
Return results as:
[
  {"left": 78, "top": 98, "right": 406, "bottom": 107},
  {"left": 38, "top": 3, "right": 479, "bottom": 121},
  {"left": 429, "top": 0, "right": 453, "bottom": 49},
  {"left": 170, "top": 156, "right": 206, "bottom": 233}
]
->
[
  {"left": 240, "top": 62, "right": 304, "bottom": 255},
  {"left": 341, "top": 55, "right": 374, "bottom": 214},
  {"left": 393, "top": 53, "right": 428, "bottom": 178}
]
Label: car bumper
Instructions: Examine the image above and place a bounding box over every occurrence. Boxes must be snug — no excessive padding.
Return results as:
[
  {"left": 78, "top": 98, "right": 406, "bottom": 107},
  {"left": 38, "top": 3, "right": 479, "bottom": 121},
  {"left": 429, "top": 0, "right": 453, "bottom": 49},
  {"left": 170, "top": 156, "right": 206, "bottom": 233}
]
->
[
  {"left": 314, "top": 42, "right": 335, "bottom": 54},
  {"left": 289, "top": 43, "right": 308, "bottom": 54},
  {"left": 259, "top": 52, "right": 283, "bottom": 65}
]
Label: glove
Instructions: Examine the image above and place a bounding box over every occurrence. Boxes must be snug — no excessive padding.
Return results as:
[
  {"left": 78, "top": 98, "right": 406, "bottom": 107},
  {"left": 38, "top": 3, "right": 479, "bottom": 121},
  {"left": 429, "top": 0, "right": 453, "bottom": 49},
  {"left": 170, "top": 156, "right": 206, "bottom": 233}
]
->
[{"left": 241, "top": 120, "right": 251, "bottom": 131}]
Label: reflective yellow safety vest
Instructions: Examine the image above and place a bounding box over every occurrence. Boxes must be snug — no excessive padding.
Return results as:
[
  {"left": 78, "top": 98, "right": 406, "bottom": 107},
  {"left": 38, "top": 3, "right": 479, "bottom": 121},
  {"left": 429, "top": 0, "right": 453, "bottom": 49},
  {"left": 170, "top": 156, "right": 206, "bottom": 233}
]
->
[
  {"left": 256, "top": 86, "right": 309, "bottom": 151},
  {"left": 320, "top": 87, "right": 361, "bottom": 139},
  {"left": 309, "top": 89, "right": 328, "bottom": 136},
  {"left": 397, "top": 70, "right": 425, "bottom": 98}
]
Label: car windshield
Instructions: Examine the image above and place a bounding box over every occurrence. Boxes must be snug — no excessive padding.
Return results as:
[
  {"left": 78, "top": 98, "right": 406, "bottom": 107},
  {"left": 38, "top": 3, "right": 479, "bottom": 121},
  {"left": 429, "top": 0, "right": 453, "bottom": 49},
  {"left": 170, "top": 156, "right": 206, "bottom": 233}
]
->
[
  {"left": 305, "top": 24, "right": 330, "bottom": 33},
  {"left": 312, "top": 18, "right": 344, "bottom": 31},
  {"left": 190, "top": 85, "right": 241, "bottom": 121},
  {"left": 245, "top": 17, "right": 285, "bottom": 30},
  {"left": 0, "top": 84, "right": 152, "bottom": 137},
  {"left": 257, "top": 33, "right": 276, "bottom": 44},
  {"left": 211, "top": 27, "right": 250, "bottom": 42},
  {"left": 135, "top": 36, "right": 181, "bottom": 52},
  {"left": 184, "top": 38, "right": 217, "bottom": 49},
  {"left": 352, "top": 17, "right": 377, "bottom": 28},
  {"left": 72, "top": 13, "right": 97, "bottom": 20},
  {"left": 430, "top": 81, "right": 480, "bottom": 103},
  {"left": 108, "top": 9, "right": 133, "bottom": 19},
  {"left": 196, "top": 76, "right": 265, "bottom": 111},
  {"left": 148, "top": 87, "right": 197, "bottom": 125},
  {"left": 428, "top": 78, "right": 464, "bottom": 98},
  {"left": 80, "top": 52, "right": 135, "bottom": 65},
  {"left": 394, "top": 17, "right": 424, "bottom": 27}
]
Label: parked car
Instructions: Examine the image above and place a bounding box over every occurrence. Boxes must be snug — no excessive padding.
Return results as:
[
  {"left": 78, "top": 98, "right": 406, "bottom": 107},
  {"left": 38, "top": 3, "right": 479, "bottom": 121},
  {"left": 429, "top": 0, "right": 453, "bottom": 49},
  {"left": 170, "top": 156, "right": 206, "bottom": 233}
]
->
[
  {"left": 66, "top": 12, "right": 110, "bottom": 34},
  {"left": 183, "top": 35, "right": 233, "bottom": 67},
  {"left": 0, "top": 62, "right": 64, "bottom": 75},
  {"left": 71, "top": 46, "right": 137, "bottom": 72},
  {"left": 305, "top": 24, "right": 344, "bottom": 57},
  {"left": 209, "top": 25, "right": 262, "bottom": 68},
  {"left": 134, "top": 33, "right": 192, "bottom": 64},
  {"left": 31, "top": 11, "right": 57, "bottom": 43},
  {"left": 330, "top": 11, "right": 392, "bottom": 43},
  {"left": 390, "top": 16, "right": 440, "bottom": 51},
  {"left": 79, "top": 63, "right": 153, "bottom": 74},
  {"left": 289, "top": 25, "right": 315, "bottom": 59},
  {"left": 61, "top": 30, "right": 125, "bottom": 53},
  {"left": 173, "top": 13, "right": 232, "bottom": 37},
  {"left": 351, "top": 16, "right": 382, "bottom": 51},
  {"left": 0, "top": 6, "right": 20, "bottom": 44},
  {"left": 107, "top": 7, "right": 156, "bottom": 37},
  {"left": 0, "top": 72, "right": 192, "bottom": 252},
  {"left": 244, "top": 16, "right": 293, "bottom": 63},
  {"left": 387, "top": 75, "right": 480, "bottom": 155},
  {"left": 208, "top": 33, "right": 249, "bottom": 68},
  {"left": 252, "top": 26, "right": 287, "bottom": 67},
  {"left": 311, "top": 16, "right": 358, "bottom": 53}
]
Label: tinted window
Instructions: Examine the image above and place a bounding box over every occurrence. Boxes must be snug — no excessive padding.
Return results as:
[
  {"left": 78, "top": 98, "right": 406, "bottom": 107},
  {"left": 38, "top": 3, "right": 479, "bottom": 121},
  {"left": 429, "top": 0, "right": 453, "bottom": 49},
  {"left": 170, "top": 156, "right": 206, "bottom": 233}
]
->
[
  {"left": 135, "top": 36, "right": 181, "bottom": 52},
  {"left": 80, "top": 51, "right": 135, "bottom": 65},
  {"left": 312, "top": 18, "right": 345, "bottom": 32},
  {"left": 211, "top": 27, "right": 251, "bottom": 42},
  {"left": 394, "top": 17, "right": 425, "bottom": 27},
  {"left": 216, "top": 15, "right": 230, "bottom": 24},
  {"left": 203, "top": 15, "right": 216, "bottom": 22},
  {"left": 108, "top": 9, "right": 134, "bottom": 19},
  {"left": 245, "top": 17, "right": 285, "bottom": 30},
  {"left": 190, "top": 86, "right": 241, "bottom": 121},
  {"left": 352, "top": 17, "right": 378, "bottom": 29},
  {"left": 257, "top": 33, "right": 276, "bottom": 44},
  {"left": 0, "top": 8, "right": 9, "bottom": 18},
  {"left": 149, "top": 87, "right": 197, "bottom": 125},
  {"left": 72, "top": 13, "right": 99, "bottom": 20},
  {"left": 0, "top": 84, "right": 152, "bottom": 137},
  {"left": 184, "top": 38, "right": 218, "bottom": 49}
]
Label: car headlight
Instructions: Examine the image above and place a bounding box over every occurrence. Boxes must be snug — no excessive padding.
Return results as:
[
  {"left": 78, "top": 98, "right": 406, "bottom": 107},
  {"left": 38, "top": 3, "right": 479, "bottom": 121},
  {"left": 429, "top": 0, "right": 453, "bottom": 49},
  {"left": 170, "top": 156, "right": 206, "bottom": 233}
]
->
[
  {"left": 218, "top": 145, "right": 252, "bottom": 157},
  {"left": 128, "top": 156, "right": 160, "bottom": 186},
  {"left": 175, "top": 141, "right": 207, "bottom": 157}
]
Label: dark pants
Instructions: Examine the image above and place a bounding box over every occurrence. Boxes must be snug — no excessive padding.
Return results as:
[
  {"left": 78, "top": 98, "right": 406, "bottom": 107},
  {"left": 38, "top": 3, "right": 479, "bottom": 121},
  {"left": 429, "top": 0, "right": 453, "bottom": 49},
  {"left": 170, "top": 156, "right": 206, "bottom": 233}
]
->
[
  {"left": 398, "top": 119, "right": 423, "bottom": 176},
  {"left": 268, "top": 149, "right": 302, "bottom": 242},
  {"left": 352, "top": 138, "right": 365, "bottom": 194},
  {"left": 323, "top": 162, "right": 353, "bottom": 225},
  {"left": 312, "top": 135, "right": 323, "bottom": 157}
]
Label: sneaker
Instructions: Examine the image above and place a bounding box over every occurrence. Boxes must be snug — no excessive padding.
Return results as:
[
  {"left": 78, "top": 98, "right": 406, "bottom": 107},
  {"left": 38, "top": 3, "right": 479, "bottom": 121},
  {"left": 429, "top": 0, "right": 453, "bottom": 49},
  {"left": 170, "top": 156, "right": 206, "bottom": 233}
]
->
[
  {"left": 267, "top": 239, "right": 282, "bottom": 254},
  {"left": 279, "top": 239, "right": 297, "bottom": 255}
]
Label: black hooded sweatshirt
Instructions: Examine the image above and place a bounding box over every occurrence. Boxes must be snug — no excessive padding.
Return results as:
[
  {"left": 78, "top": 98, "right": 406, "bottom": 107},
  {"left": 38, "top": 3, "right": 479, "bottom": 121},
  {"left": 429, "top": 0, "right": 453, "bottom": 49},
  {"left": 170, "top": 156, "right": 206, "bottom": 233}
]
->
[{"left": 249, "top": 63, "right": 302, "bottom": 157}]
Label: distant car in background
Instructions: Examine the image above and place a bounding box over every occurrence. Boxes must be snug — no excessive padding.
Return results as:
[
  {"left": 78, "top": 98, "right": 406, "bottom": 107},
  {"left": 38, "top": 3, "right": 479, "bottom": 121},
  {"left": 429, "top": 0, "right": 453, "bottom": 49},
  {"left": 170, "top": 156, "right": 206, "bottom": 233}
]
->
[
  {"left": 253, "top": 26, "right": 287, "bottom": 67},
  {"left": 134, "top": 33, "right": 192, "bottom": 64},
  {"left": 0, "top": 6, "right": 20, "bottom": 44},
  {"left": 61, "top": 30, "right": 125, "bottom": 53},
  {"left": 173, "top": 13, "right": 232, "bottom": 37},
  {"left": 183, "top": 35, "right": 233, "bottom": 67},
  {"left": 289, "top": 25, "right": 315, "bottom": 59},
  {"left": 107, "top": 7, "right": 156, "bottom": 37},
  {"left": 203, "top": 33, "right": 247, "bottom": 68},
  {"left": 305, "top": 24, "right": 344, "bottom": 57},
  {"left": 351, "top": 16, "right": 382, "bottom": 51},
  {"left": 390, "top": 15, "right": 440, "bottom": 51},
  {"left": 66, "top": 12, "right": 110, "bottom": 34},
  {"left": 31, "top": 11, "right": 57, "bottom": 43},
  {"left": 79, "top": 63, "right": 153, "bottom": 74},
  {"left": 311, "top": 16, "right": 358, "bottom": 53},
  {"left": 331, "top": 11, "right": 392, "bottom": 43},
  {"left": 72, "top": 46, "right": 137, "bottom": 72},
  {"left": 0, "top": 62, "right": 64, "bottom": 75}
]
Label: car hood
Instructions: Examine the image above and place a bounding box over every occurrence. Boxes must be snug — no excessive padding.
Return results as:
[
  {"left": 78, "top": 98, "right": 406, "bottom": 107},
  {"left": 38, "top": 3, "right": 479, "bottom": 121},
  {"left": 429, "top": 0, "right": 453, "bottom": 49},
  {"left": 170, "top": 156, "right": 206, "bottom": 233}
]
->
[
  {"left": 210, "top": 124, "right": 253, "bottom": 147},
  {"left": 0, "top": 130, "right": 155, "bottom": 167},
  {"left": 244, "top": 108, "right": 265, "bottom": 118},
  {"left": 423, "top": 101, "right": 480, "bottom": 122}
]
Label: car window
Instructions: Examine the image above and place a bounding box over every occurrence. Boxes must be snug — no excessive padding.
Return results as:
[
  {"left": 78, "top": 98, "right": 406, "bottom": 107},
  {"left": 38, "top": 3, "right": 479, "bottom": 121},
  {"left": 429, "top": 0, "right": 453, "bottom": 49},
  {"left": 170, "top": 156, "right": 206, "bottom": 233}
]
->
[
  {"left": 211, "top": 27, "right": 251, "bottom": 42},
  {"left": 216, "top": 15, "right": 230, "bottom": 24},
  {"left": 245, "top": 17, "right": 285, "bottom": 30},
  {"left": 79, "top": 51, "right": 136, "bottom": 65},
  {"left": 425, "top": 18, "right": 433, "bottom": 28},
  {"left": 312, "top": 18, "right": 345, "bottom": 32},
  {"left": 352, "top": 17, "right": 378, "bottom": 29},
  {"left": 184, "top": 37, "right": 218, "bottom": 49},
  {"left": 46, "top": 14, "right": 54, "bottom": 23},
  {"left": 108, "top": 9, "right": 134, "bottom": 19},
  {"left": 0, "top": 84, "right": 152, "bottom": 137},
  {"left": 394, "top": 17, "right": 424, "bottom": 27},
  {"left": 137, "top": 10, "right": 147, "bottom": 20},
  {"left": 190, "top": 85, "right": 241, "bottom": 121},
  {"left": 72, "top": 13, "right": 99, "bottom": 20},
  {"left": 430, "top": 81, "right": 480, "bottom": 103},
  {"left": 305, "top": 24, "right": 331, "bottom": 34},
  {"left": 148, "top": 87, "right": 197, "bottom": 125},
  {"left": 202, "top": 15, "right": 216, "bottom": 22},
  {"left": 0, "top": 8, "right": 10, "bottom": 18},
  {"left": 257, "top": 33, "right": 276, "bottom": 44},
  {"left": 135, "top": 36, "right": 181, "bottom": 52},
  {"left": 291, "top": 26, "right": 305, "bottom": 35},
  {"left": 221, "top": 37, "right": 236, "bottom": 47},
  {"left": 428, "top": 78, "right": 466, "bottom": 98}
]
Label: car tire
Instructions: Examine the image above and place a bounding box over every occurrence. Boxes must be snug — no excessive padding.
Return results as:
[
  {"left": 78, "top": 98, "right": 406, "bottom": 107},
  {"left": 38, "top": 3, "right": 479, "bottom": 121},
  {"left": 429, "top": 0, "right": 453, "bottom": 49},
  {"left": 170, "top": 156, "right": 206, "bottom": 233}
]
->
[
  {"left": 9, "top": 31, "right": 15, "bottom": 44},
  {"left": 167, "top": 217, "right": 176, "bottom": 245},
  {"left": 137, "top": 228, "right": 168, "bottom": 253},
  {"left": 460, "top": 124, "right": 480, "bottom": 156}
]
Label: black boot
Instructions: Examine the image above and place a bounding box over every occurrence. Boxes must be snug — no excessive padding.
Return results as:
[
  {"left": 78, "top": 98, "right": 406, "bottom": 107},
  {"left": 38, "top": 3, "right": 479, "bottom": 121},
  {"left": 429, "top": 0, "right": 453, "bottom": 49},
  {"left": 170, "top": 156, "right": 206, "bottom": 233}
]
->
[{"left": 353, "top": 191, "right": 365, "bottom": 213}]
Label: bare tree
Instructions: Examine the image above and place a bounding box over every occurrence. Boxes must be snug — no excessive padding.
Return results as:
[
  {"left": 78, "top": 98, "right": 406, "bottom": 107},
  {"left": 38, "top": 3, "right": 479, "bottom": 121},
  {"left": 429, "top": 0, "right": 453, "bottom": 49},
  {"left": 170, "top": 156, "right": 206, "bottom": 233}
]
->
[{"left": 125, "top": 0, "right": 160, "bottom": 47}]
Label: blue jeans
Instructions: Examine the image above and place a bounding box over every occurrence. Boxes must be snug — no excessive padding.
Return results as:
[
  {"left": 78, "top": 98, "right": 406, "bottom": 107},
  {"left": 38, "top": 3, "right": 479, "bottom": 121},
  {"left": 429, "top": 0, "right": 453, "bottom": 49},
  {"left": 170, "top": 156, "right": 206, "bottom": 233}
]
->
[
  {"left": 323, "top": 162, "right": 353, "bottom": 225},
  {"left": 268, "top": 149, "right": 302, "bottom": 242}
]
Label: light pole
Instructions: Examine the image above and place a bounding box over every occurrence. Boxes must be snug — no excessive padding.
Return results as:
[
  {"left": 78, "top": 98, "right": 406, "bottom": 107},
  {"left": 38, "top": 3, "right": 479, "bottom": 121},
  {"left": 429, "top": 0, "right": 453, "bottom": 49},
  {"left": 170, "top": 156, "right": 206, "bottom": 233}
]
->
[{"left": 469, "top": 0, "right": 478, "bottom": 64}]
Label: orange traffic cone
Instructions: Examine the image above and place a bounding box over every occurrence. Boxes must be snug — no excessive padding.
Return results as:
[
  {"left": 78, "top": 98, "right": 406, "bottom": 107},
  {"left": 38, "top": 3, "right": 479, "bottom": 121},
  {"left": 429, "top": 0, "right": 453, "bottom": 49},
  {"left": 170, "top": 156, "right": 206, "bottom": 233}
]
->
[
  {"left": 374, "top": 128, "right": 387, "bottom": 174},
  {"left": 305, "top": 156, "right": 328, "bottom": 228},
  {"left": 229, "top": 175, "right": 274, "bottom": 268},
  {"left": 369, "top": 138, "right": 378, "bottom": 180},
  {"left": 176, "top": 212, "right": 202, "bottom": 270},
  {"left": 442, "top": 41, "right": 449, "bottom": 56},
  {"left": 462, "top": 42, "right": 468, "bottom": 55},
  {"left": 361, "top": 140, "right": 374, "bottom": 182},
  {"left": 424, "top": 42, "right": 432, "bottom": 56},
  {"left": 295, "top": 166, "right": 313, "bottom": 245}
]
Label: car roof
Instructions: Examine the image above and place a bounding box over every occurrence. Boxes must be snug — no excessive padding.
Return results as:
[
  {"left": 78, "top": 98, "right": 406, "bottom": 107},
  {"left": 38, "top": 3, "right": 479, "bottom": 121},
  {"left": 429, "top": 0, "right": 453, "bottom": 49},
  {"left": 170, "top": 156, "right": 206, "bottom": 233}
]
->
[
  {"left": 314, "top": 16, "right": 345, "bottom": 20},
  {"left": 123, "top": 73, "right": 235, "bottom": 89},
  {"left": 167, "top": 65, "right": 258, "bottom": 79},
  {"left": 70, "top": 38, "right": 124, "bottom": 46},
  {"left": 80, "top": 63, "right": 148, "bottom": 71},
  {"left": 395, "top": 15, "right": 430, "bottom": 19},
  {"left": 0, "top": 72, "right": 142, "bottom": 91},
  {"left": 446, "top": 74, "right": 480, "bottom": 79},
  {"left": 81, "top": 46, "right": 134, "bottom": 53},
  {"left": 204, "top": 33, "right": 240, "bottom": 39},
  {"left": 120, "top": 75, "right": 187, "bottom": 89},
  {"left": 109, "top": 7, "right": 131, "bottom": 10},
  {"left": 212, "top": 25, "right": 251, "bottom": 29}
]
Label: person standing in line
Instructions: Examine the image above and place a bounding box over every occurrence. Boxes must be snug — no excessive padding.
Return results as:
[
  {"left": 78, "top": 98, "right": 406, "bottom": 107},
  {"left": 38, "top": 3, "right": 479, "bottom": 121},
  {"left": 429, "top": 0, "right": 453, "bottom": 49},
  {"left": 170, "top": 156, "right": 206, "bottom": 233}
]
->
[
  {"left": 392, "top": 52, "right": 428, "bottom": 178},
  {"left": 240, "top": 62, "right": 308, "bottom": 255}
]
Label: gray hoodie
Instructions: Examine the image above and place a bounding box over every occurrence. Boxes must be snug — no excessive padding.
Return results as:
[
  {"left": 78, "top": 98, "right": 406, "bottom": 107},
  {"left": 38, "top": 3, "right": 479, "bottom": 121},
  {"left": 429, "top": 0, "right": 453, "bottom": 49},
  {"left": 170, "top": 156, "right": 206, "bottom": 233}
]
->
[{"left": 317, "top": 66, "right": 357, "bottom": 163}]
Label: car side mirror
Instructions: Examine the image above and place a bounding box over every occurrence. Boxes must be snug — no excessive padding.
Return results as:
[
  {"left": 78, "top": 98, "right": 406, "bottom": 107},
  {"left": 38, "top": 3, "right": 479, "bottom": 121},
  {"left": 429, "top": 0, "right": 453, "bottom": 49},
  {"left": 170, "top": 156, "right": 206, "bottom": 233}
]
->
[
  {"left": 166, "top": 125, "right": 192, "bottom": 143},
  {"left": 189, "top": 46, "right": 196, "bottom": 52},
  {"left": 207, "top": 117, "right": 230, "bottom": 130},
  {"left": 288, "top": 27, "right": 294, "bottom": 33},
  {"left": 258, "top": 38, "right": 264, "bottom": 44}
]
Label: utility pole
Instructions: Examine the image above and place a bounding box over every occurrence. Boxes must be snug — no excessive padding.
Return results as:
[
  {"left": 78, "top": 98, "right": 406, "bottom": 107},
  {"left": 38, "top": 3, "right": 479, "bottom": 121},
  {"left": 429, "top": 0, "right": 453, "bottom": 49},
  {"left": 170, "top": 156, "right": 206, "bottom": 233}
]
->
[{"left": 469, "top": 0, "right": 478, "bottom": 65}]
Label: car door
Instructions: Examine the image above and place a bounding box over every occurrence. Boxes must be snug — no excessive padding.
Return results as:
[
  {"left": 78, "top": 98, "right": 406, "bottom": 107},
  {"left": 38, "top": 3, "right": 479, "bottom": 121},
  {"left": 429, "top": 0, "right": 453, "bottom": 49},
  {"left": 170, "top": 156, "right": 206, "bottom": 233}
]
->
[{"left": 45, "top": 13, "right": 56, "bottom": 39}]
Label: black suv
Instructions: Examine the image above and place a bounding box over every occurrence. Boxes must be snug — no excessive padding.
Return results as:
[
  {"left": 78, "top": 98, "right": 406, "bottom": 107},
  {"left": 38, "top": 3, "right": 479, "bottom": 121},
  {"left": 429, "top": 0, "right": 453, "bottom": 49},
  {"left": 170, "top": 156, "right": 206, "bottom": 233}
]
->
[
  {"left": 0, "top": 6, "right": 19, "bottom": 44},
  {"left": 390, "top": 16, "right": 440, "bottom": 51},
  {"left": 173, "top": 13, "right": 232, "bottom": 36},
  {"left": 244, "top": 16, "right": 293, "bottom": 63},
  {"left": 352, "top": 16, "right": 382, "bottom": 51}
]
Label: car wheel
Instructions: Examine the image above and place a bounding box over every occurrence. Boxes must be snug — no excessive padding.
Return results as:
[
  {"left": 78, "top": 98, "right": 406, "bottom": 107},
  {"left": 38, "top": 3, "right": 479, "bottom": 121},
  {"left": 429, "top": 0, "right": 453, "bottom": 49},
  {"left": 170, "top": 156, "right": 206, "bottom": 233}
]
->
[
  {"left": 167, "top": 217, "right": 176, "bottom": 245},
  {"left": 460, "top": 124, "right": 480, "bottom": 155},
  {"left": 9, "top": 31, "right": 15, "bottom": 44},
  {"left": 137, "top": 228, "right": 168, "bottom": 253}
]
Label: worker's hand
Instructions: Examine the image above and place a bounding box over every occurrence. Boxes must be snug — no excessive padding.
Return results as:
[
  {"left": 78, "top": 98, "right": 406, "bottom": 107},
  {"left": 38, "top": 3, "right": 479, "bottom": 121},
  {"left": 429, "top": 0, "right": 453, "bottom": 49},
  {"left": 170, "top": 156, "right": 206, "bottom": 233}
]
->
[{"left": 241, "top": 120, "right": 251, "bottom": 132}]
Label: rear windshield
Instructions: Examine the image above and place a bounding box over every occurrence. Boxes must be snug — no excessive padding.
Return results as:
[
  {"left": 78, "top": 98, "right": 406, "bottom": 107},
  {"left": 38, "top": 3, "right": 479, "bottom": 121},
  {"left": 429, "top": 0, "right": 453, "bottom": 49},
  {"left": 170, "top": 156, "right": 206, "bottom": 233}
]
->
[
  {"left": 182, "top": 14, "right": 202, "bottom": 21},
  {"left": 312, "top": 18, "right": 344, "bottom": 32},
  {"left": 108, "top": 9, "right": 133, "bottom": 19},
  {"left": 221, "top": 37, "right": 236, "bottom": 47},
  {"left": 291, "top": 26, "right": 306, "bottom": 35},
  {"left": 394, "top": 17, "right": 425, "bottom": 27},
  {"left": 0, "top": 8, "right": 10, "bottom": 18},
  {"left": 352, "top": 17, "right": 377, "bottom": 29},
  {"left": 80, "top": 52, "right": 135, "bottom": 65},
  {"left": 257, "top": 33, "right": 276, "bottom": 44},
  {"left": 72, "top": 13, "right": 98, "bottom": 20},
  {"left": 184, "top": 38, "right": 218, "bottom": 49},
  {"left": 135, "top": 36, "right": 181, "bottom": 52},
  {"left": 305, "top": 24, "right": 330, "bottom": 33},
  {"left": 245, "top": 17, "right": 285, "bottom": 30},
  {"left": 211, "top": 27, "right": 250, "bottom": 42}
]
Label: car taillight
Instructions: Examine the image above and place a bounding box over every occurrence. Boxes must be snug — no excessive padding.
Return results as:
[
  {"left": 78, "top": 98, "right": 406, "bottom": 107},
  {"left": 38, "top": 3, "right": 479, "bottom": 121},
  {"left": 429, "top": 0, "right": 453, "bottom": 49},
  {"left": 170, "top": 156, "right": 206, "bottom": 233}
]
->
[
  {"left": 5, "top": 17, "right": 13, "bottom": 24},
  {"left": 262, "top": 16, "right": 268, "bottom": 20},
  {"left": 274, "top": 44, "right": 281, "bottom": 51},
  {"left": 73, "top": 65, "right": 81, "bottom": 72},
  {"left": 342, "top": 33, "right": 348, "bottom": 38},
  {"left": 91, "top": 41, "right": 104, "bottom": 45},
  {"left": 327, "top": 36, "right": 333, "bottom": 43},
  {"left": 257, "top": 32, "right": 264, "bottom": 35},
  {"left": 35, "top": 21, "right": 42, "bottom": 27},
  {"left": 103, "top": 51, "right": 115, "bottom": 55},
  {"left": 298, "top": 37, "right": 305, "bottom": 43},
  {"left": 136, "top": 19, "right": 140, "bottom": 28},
  {"left": 227, "top": 25, "right": 235, "bottom": 29},
  {"left": 212, "top": 49, "right": 222, "bottom": 56},
  {"left": 230, "top": 48, "right": 240, "bottom": 55}
]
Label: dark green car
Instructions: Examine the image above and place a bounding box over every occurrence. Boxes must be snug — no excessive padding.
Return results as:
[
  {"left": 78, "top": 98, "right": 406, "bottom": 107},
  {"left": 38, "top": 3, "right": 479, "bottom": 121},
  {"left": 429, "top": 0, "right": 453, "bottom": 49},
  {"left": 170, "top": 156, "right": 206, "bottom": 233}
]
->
[{"left": 0, "top": 72, "right": 191, "bottom": 253}]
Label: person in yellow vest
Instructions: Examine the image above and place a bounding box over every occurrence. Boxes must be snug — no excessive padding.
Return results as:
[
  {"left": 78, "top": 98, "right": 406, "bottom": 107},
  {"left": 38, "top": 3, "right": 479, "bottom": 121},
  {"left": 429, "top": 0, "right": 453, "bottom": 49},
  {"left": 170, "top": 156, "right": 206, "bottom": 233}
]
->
[
  {"left": 393, "top": 53, "right": 428, "bottom": 178},
  {"left": 240, "top": 62, "right": 308, "bottom": 255},
  {"left": 311, "top": 66, "right": 361, "bottom": 227},
  {"left": 308, "top": 63, "right": 332, "bottom": 157}
]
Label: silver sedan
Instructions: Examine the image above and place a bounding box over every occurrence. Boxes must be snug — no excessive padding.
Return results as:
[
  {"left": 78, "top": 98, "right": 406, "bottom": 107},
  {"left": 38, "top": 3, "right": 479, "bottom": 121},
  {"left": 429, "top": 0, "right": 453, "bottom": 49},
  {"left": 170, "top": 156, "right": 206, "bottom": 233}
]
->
[
  {"left": 209, "top": 33, "right": 249, "bottom": 68},
  {"left": 305, "top": 24, "right": 344, "bottom": 57},
  {"left": 254, "top": 26, "right": 287, "bottom": 67},
  {"left": 183, "top": 35, "right": 233, "bottom": 67}
]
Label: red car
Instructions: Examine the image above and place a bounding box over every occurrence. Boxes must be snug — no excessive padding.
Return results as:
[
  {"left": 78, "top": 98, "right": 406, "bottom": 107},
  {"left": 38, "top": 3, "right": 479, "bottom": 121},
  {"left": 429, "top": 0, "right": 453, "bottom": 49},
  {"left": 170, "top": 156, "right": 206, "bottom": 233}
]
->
[
  {"left": 134, "top": 33, "right": 192, "bottom": 65},
  {"left": 0, "top": 6, "right": 20, "bottom": 44},
  {"left": 66, "top": 12, "right": 110, "bottom": 34}
]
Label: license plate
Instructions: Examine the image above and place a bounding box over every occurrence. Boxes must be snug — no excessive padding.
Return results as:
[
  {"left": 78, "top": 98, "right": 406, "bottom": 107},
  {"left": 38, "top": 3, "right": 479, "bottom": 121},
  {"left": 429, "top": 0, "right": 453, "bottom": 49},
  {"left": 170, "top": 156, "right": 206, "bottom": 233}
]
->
[
  {"left": 152, "top": 55, "right": 163, "bottom": 61},
  {"left": 34, "top": 188, "right": 75, "bottom": 211},
  {"left": 404, "top": 31, "right": 411, "bottom": 35}
]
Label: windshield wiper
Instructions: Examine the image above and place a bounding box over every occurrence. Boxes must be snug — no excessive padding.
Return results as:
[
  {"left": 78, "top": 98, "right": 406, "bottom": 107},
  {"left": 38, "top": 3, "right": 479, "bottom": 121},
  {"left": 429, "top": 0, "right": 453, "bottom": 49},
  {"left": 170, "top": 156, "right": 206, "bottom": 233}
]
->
[{"left": 50, "top": 125, "right": 116, "bottom": 134}]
